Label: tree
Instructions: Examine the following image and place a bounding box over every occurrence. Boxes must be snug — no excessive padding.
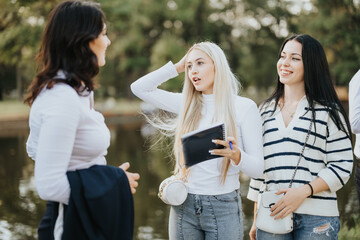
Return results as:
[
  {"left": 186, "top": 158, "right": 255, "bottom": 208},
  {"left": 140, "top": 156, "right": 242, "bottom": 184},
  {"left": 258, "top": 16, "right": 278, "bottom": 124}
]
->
[
  {"left": 98, "top": 0, "right": 239, "bottom": 98},
  {"left": 296, "top": 0, "right": 360, "bottom": 85},
  {"left": 0, "top": 0, "right": 61, "bottom": 101},
  {"left": 0, "top": 0, "right": 358, "bottom": 100}
]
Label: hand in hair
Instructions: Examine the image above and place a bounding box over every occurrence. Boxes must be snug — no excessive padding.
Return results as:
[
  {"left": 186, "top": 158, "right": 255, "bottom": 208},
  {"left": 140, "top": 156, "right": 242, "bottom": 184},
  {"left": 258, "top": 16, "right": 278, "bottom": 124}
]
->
[
  {"left": 175, "top": 55, "right": 187, "bottom": 74},
  {"left": 210, "top": 136, "right": 242, "bottom": 165},
  {"left": 119, "top": 162, "right": 140, "bottom": 194}
]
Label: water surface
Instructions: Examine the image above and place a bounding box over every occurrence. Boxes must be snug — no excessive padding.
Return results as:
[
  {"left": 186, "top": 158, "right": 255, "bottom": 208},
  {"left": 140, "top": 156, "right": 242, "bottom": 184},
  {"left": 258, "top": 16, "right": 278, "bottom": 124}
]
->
[{"left": 0, "top": 118, "right": 358, "bottom": 239}]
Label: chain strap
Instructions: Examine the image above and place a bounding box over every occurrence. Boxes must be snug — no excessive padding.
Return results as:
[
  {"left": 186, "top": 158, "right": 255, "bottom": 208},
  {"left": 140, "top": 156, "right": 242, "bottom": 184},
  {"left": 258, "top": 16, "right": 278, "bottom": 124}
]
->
[
  {"left": 288, "top": 120, "right": 313, "bottom": 188},
  {"left": 158, "top": 177, "right": 180, "bottom": 199},
  {"left": 158, "top": 146, "right": 186, "bottom": 199},
  {"left": 264, "top": 120, "right": 313, "bottom": 191}
]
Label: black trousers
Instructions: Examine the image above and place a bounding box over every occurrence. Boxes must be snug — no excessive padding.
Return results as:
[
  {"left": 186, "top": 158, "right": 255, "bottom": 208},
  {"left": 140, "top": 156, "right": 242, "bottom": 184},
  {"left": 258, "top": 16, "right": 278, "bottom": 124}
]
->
[{"left": 38, "top": 201, "right": 59, "bottom": 240}]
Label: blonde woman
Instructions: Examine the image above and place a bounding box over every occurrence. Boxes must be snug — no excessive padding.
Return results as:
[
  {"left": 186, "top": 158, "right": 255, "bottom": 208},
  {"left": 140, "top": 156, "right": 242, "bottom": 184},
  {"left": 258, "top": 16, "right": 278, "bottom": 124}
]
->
[{"left": 131, "top": 42, "right": 264, "bottom": 240}]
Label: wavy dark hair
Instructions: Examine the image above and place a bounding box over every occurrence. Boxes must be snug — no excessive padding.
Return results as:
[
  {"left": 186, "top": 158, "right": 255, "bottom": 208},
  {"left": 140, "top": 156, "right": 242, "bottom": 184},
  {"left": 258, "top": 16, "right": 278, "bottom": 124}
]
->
[
  {"left": 265, "top": 34, "right": 352, "bottom": 140},
  {"left": 24, "top": 1, "right": 105, "bottom": 105}
]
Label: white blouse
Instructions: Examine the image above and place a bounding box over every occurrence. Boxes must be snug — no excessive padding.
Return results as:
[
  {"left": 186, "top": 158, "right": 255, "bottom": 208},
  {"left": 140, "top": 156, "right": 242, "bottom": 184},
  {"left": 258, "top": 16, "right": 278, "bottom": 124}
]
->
[{"left": 26, "top": 82, "right": 110, "bottom": 204}]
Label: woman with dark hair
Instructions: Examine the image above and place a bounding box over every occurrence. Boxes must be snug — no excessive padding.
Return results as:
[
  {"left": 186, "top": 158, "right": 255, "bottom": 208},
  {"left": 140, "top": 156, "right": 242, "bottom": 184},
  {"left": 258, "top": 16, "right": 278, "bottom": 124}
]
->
[
  {"left": 247, "top": 34, "right": 353, "bottom": 240},
  {"left": 25, "top": 1, "right": 139, "bottom": 239}
]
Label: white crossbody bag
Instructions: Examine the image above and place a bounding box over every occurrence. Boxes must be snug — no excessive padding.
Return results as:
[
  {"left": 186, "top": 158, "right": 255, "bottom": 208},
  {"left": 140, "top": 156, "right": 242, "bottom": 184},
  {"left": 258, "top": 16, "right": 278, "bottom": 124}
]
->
[{"left": 158, "top": 146, "right": 188, "bottom": 206}]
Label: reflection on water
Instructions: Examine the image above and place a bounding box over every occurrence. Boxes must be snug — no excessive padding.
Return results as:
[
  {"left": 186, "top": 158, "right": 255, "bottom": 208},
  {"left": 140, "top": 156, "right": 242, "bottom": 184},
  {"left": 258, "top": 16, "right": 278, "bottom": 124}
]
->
[{"left": 0, "top": 118, "right": 359, "bottom": 240}]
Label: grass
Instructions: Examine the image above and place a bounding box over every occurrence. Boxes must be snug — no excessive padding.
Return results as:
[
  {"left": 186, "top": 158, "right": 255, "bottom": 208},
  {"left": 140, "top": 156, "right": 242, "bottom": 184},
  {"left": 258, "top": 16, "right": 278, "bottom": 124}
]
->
[{"left": 0, "top": 100, "right": 30, "bottom": 117}]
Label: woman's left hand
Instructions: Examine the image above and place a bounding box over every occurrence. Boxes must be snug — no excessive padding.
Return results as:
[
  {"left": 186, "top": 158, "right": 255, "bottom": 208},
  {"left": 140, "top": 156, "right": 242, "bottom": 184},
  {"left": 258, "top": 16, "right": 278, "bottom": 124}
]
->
[
  {"left": 119, "top": 162, "right": 140, "bottom": 194},
  {"left": 270, "top": 187, "right": 309, "bottom": 219},
  {"left": 210, "top": 136, "right": 241, "bottom": 165}
]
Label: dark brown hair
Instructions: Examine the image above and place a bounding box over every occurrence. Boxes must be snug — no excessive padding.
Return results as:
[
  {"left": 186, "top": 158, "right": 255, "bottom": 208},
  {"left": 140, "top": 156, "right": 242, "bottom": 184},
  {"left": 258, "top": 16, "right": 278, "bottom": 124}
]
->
[
  {"left": 266, "top": 34, "right": 351, "bottom": 140},
  {"left": 24, "top": 1, "right": 105, "bottom": 105}
]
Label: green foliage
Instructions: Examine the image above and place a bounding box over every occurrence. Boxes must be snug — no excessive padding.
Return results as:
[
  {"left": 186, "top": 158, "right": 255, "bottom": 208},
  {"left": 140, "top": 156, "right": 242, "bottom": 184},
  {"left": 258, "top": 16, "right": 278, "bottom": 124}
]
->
[
  {"left": 339, "top": 214, "right": 360, "bottom": 240},
  {"left": 150, "top": 34, "right": 186, "bottom": 91},
  {"left": 0, "top": 0, "right": 62, "bottom": 99},
  {"left": 295, "top": 0, "right": 360, "bottom": 86},
  {"left": 0, "top": 0, "right": 359, "bottom": 100}
]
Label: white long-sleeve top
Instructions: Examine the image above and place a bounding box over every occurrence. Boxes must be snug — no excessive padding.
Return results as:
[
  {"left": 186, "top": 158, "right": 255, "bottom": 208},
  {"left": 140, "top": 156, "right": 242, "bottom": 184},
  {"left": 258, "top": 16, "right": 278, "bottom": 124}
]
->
[
  {"left": 26, "top": 81, "right": 110, "bottom": 204},
  {"left": 349, "top": 69, "right": 360, "bottom": 158},
  {"left": 131, "top": 62, "right": 264, "bottom": 195}
]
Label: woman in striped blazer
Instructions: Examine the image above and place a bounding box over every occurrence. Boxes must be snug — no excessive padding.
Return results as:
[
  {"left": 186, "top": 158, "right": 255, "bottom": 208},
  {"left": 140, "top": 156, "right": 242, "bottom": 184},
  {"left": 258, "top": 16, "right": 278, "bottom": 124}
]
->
[{"left": 248, "top": 34, "right": 353, "bottom": 240}]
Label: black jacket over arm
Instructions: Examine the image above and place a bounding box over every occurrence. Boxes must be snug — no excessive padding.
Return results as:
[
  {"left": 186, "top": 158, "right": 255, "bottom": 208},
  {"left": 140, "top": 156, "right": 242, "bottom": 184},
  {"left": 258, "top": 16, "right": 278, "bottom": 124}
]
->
[{"left": 62, "top": 165, "right": 134, "bottom": 240}]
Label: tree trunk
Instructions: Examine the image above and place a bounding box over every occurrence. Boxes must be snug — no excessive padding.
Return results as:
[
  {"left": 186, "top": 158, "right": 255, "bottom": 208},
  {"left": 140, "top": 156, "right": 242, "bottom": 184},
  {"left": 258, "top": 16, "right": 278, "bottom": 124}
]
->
[
  {"left": 16, "top": 64, "right": 22, "bottom": 101},
  {"left": 0, "top": 80, "right": 3, "bottom": 101}
]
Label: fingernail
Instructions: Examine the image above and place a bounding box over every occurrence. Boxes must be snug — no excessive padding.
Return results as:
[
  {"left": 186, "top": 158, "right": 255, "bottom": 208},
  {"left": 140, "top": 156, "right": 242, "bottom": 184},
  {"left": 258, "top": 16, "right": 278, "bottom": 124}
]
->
[
  {"left": 209, "top": 150, "right": 214, "bottom": 154},
  {"left": 211, "top": 139, "right": 216, "bottom": 143}
]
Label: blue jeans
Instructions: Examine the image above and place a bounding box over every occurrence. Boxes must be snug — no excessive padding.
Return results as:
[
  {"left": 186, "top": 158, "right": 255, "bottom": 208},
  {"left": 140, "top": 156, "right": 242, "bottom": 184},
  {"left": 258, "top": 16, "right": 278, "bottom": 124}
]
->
[
  {"left": 257, "top": 213, "right": 340, "bottom": 240},
  {"left": 169, "top": 190, "right": 243, "bottom": 240}
]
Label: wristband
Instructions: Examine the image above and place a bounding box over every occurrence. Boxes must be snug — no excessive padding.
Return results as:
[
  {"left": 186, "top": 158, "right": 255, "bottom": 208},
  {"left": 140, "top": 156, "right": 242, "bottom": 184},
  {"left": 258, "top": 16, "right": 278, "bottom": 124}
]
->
[{"left": 306, "top": 183, "right": 313, "bottom": 197}]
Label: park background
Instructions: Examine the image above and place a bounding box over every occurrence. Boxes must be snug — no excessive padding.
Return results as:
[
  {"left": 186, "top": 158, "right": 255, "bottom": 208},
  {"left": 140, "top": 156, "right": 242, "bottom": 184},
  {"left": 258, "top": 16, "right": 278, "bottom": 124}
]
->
[{"left": 0, "top": 0, "right": 359, "bottom": 239}]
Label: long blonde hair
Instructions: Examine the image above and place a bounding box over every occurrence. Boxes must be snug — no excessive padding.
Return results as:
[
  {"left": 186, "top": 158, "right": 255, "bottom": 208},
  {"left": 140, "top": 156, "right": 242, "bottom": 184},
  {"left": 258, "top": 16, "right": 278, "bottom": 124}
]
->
[{"left": 150, "top": 42, "right": 240, "bottom": 182}]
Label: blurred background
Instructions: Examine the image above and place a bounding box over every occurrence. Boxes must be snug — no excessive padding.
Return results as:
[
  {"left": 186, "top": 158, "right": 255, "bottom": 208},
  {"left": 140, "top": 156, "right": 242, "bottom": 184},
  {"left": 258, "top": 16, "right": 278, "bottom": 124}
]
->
[{"left": 0, "top": 0, "right": 359, "bottom": 239}]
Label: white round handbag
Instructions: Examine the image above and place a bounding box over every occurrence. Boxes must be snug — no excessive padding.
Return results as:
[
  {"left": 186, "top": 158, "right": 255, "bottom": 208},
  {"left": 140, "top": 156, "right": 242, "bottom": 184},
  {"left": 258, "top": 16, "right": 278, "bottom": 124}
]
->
[{"left": 158, "top": 175, "right": 188, "bottom": 206}]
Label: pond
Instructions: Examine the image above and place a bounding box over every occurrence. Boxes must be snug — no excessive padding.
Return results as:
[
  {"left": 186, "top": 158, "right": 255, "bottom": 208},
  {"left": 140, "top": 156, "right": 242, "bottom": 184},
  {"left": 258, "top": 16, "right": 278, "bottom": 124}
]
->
[{"left": 0, "top": 115, "right": 359, "bottom": 239}]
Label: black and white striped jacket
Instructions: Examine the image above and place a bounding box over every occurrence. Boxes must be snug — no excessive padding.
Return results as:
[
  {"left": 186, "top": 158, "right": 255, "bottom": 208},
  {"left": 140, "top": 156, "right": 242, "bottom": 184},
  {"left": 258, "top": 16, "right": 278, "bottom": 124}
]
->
[{"left": 247, "top": 97, "right": 353, "bottom": 216}]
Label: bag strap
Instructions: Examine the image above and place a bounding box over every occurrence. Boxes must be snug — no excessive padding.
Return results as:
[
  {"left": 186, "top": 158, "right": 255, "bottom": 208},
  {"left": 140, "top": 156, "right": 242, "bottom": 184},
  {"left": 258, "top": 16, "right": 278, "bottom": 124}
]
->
[
  {"left": 176, "top": 145, "right": 188, "bottom": 181},
  {"left": 288, "top": 120, "right": 313, "bottom": 188}
]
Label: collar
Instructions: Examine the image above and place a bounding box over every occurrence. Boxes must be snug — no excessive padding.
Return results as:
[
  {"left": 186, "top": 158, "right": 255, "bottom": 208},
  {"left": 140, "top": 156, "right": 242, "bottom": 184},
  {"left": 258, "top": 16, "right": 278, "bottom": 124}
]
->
[
  {"left": 54, "top": 70, "right": 94, "bottom": 109},
  {"left": 267, "top": 95, "right": 307, "bottom": 106},
  {"left": 54, "top": 70, "right": 67, "bottom": 79},
  {"left": 202, "top": 93, "right": 214, "bottom": 102}
]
